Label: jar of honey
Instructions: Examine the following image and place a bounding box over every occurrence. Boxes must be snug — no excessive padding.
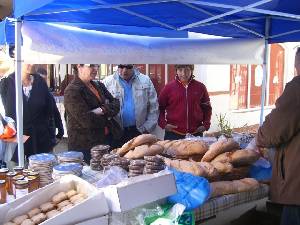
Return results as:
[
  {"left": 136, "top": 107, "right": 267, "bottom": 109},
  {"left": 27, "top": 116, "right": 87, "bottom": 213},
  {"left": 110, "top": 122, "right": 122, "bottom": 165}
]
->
[
  {"left": 6, "top": 172, "right": 17, "bottom": 195},
  {"left": 22, "top": 169, "right": 34, "bottom": 177},
  {"left": 0, "top": 180, "right": 7, "bottom": 204},
  {"left": 27, "top": 176, "right": 39, "bottom": 193},
  {"left": 12, "top": 175, "right": 25, "bottom": 198},
  {"left": 0, "top": 168, "right": 9, "bottom": 180},
  {"left": 15, "top": 180, "right": 28, "bottom": 199},
  {"left": 13, "top": 166, "right": 24, "bottom": 176},
  {"left": 28, "top": 171, "right": 40, "bottom": 188}
]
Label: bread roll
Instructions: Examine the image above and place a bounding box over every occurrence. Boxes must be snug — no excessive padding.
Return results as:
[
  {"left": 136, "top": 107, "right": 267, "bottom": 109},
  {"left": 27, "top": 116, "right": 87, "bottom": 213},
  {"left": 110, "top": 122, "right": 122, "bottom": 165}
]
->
[
  {"left": 117, "top": 134, "right": 157, "bottom": 156},
  {"left": 201, "top": 139, "right": 239, "bottom": 162},
  {"left": 13, "top": 215, "right": 28, "bottom": 225}
]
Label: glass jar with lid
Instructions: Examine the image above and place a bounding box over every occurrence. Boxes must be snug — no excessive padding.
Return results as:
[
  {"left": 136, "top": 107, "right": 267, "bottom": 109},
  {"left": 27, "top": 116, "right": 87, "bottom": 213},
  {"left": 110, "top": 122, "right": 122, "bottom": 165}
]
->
[
  {"left": 28, "top": 171, "right": 40, "bottom": 188},
  {"left": 12, "top": 175, "right": 25, "bottom": 198},
  {"left": 13, "top": 166, "right": 24, "bottom": 176},
  {"left": 22, "top": 169, "right": 34, "bottom": 177},
  {"left": 27, "top": 176, "right": 39, "bottom": 193},
  {"left": 15, "top": 180, "right": 28, "bottom": 199},
  {"left": 0, "top": 168, "right": 9, "bottom": 180},
  {"left": 0, "top": 180, "right": 6, "bottom": 204},
  {"left": 6, "top": 172, "right": 17, "bottom": 195}
]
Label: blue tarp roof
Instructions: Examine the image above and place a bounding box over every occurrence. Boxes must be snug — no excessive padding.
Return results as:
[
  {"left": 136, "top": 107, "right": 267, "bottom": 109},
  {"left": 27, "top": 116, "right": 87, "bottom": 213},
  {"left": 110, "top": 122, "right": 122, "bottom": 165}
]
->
[{"left": 9, "top": 0, "right": 300, "bottom": 44}]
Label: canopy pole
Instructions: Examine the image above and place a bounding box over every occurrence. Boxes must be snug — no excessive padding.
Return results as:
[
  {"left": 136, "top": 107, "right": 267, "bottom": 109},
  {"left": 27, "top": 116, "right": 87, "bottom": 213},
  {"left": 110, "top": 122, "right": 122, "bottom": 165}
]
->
[
  {"left": 15, "top": 19, "right": 24, "bottom": 167},
  {"left": 259, "top": 17, "right": 270, "bottom": 125}
]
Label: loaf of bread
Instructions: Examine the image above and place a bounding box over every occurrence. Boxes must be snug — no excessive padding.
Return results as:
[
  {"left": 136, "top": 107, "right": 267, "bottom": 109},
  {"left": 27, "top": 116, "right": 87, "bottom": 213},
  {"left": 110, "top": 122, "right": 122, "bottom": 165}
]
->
[
  {"left": 124, "top": 144, "right": 164, "bottom": 159},
  {"left": 211, "top": 149, "right": 260, "bottom": 166},
  {"left": 164, "top": 158, "right": 207, "bottom": 176},
  {"left": 201, "top": 139, "right": 239, "bottom": 162},
  {"left": 230, "top": 149, "right": 260, "bottom": 166},
  {"left": 161, "top": 140, "right": 208, "bottom": 157},
  {"left": 117, "top": 134, "right": 158, "bottom": 156},
  {"left": 198, "top": 162, "right": 219, "bottom": 178},
  {"left": 210, "top": 178, "right": 259, "bottom": 198},
  {"left": 211, "top": 161, "right": 233, "bottom": 173}
]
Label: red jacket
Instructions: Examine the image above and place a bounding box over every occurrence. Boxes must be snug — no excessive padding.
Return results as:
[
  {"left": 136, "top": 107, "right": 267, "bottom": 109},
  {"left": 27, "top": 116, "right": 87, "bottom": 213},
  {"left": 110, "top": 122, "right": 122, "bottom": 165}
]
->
[{"left": 158, "top": 77, "right": 212, "bottom": 134}]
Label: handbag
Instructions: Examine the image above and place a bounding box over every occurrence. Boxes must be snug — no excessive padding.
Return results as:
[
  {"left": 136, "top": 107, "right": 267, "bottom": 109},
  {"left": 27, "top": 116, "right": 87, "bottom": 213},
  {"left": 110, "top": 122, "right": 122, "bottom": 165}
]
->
[{"left": 106, "top": 117, "right": 123, "bottom": 140}]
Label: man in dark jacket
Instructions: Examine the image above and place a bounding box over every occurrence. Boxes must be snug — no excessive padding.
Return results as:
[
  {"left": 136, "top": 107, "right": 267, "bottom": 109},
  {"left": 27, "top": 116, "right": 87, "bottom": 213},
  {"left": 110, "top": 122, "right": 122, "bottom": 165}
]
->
[
  {"left": 158, "top": 64, "right": 212, "bottom": 140},
  {"left": 37, "top": 67, "right": 64, "bottom": 149},
  {"left": 256, "top": 48, "right": 300, "bottom": 225},
  {"left": 64, "top": 64, "right": 119, "bottom": 163}
]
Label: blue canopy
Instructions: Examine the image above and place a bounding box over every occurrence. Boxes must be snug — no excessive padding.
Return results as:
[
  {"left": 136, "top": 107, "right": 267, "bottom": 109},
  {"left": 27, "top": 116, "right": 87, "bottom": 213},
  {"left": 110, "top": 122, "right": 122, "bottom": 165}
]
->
[
  {"left": 0, "top": 18, "right": 15, "bottom": 45},
  {"left": 10, "top": 0, "right": 300, "bottom": 43}
]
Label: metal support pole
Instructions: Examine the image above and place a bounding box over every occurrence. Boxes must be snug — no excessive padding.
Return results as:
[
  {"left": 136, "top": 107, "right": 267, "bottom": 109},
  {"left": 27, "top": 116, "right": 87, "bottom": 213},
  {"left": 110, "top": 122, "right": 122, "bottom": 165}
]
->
[
  {"left": 259, "top": 17, "right": 270, "bottom": 125},
  {"left": 15, "top": 19, "right": 25, "bottom": 166}
]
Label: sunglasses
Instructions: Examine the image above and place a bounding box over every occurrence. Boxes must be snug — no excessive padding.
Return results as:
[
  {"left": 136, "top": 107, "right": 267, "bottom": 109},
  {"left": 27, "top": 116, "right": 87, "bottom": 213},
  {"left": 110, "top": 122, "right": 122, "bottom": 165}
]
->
[{"left": 118, "top": 64, "right": 133, "bottom": 69}]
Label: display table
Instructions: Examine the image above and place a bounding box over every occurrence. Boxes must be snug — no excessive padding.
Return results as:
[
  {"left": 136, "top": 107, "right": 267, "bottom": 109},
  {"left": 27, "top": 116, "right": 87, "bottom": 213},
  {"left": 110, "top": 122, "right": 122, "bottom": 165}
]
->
[
  {"left": 195, "top": 184, "right": 269, "bottom": 224},
  {"left": 81, "top": 166, "right": 269, "bottom": 225}
]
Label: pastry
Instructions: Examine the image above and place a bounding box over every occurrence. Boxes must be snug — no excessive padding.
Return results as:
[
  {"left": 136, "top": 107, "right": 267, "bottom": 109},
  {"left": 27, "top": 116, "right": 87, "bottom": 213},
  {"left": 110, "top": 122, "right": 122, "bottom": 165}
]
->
[
  {"left": 31, "top": 213, "right": 47, "bottom": 224},
  {"left": 46, "top": 209, "right": 60, "bottom": 219},
  {"left": 40, "top": 202, "right": 55, "bottom": 212},
  {"left": 57, "top": 200, "right": 71, "bottom": 210},
  {"left": 52, "top": 191, "right": 68, "bottom": 204},
  {"left": 66, "top": 189, "right": 77, "bottom": 198},
  {"left": 60, "top": 204, "right": 73, "bottom": 212},
  {"left": 13, "top": 215, "right": 28, "bottom": 225},
  {"left": 4, "top": 222, "right": 17, "bottom": 225},
  {"left": 20, "top": 219, "right": 34, "bottom": 225},
  {"left": 28, "top": 207, "right": 41, "bottom": 218}
]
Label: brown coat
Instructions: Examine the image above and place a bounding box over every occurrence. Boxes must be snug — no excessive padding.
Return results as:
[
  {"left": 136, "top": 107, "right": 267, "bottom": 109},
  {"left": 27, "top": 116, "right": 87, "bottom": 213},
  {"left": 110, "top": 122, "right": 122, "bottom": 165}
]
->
[
  {"left": 64, "top": 76, "right": 120, "bottom": 151},
  {"left": 257, "top": 75, "right": 300, "bottom": 205}
]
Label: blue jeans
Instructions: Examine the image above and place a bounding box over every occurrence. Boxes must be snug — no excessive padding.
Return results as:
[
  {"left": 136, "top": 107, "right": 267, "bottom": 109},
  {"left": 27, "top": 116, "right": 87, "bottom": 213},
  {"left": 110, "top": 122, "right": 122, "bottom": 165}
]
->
[{"left": 281, "top": 205, "right": 300, "bottom": 225}]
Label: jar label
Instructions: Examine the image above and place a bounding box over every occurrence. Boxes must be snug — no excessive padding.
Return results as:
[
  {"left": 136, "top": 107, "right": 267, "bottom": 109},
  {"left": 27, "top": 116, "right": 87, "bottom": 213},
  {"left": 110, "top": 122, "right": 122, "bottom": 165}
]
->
[{"left": 15, "top": 188, "right": 28, "bottom": 199}]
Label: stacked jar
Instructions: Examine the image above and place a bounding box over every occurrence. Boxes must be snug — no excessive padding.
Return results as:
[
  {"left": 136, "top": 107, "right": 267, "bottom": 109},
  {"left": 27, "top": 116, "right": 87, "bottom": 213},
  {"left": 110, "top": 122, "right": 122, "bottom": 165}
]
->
[{"left": 0, "top": 168, "right": 8, "bottom": 204}]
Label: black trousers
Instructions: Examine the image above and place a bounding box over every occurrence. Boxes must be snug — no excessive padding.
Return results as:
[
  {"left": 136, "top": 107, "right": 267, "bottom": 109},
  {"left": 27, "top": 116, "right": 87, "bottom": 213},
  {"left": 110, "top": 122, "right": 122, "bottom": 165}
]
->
[
  {"left": 164, "top": 131, "right": 203, "bottom": 140},
  {"left": 281, "top": 205, "right": 300, "bottom": 225},
  {"left": 105, "top": 126, "right": 141, "bottom": 149}
]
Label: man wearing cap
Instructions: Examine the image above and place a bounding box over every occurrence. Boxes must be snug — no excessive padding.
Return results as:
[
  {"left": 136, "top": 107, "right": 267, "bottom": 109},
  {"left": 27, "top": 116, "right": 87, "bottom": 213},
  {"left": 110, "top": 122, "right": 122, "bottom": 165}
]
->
[
  {"left": 158, "top": 64, "right": 212, "bottom": 140},
  {"left": 103, "top": 64, "right": 159, "bottom": 147}
]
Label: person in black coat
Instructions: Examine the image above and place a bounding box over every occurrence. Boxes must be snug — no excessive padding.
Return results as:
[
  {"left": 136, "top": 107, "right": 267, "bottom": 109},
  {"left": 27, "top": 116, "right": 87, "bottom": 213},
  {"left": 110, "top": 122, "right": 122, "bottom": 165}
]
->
[
  {"left": 0, "top": 64, "right": 53, "bottom": 159},
  {"left": 37, "top": 67, "right": 64, "bottom": 148}
]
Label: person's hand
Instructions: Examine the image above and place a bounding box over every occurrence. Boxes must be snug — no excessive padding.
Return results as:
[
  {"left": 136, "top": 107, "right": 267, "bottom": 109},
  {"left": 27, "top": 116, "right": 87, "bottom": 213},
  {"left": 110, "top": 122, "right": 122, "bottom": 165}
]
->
[
  {"left": 91, "top": 107, "right": 104, "bottom": 115},
  {"left": 165, "top": 124, "right": 178, "bottom": 132},
  {"left": 196, "top": 126, "right": 206, "bottom": 133}
]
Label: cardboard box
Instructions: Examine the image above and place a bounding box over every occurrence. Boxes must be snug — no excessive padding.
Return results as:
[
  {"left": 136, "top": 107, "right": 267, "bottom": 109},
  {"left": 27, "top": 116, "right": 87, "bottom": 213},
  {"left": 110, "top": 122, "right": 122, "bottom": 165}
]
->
[
  {"left": 0, "top": 175, "right": 109, "bottom": 225},
  {"left": 102, "top": 170, "right": 177, "bottom": 212},
  {"left": 75, "top": 215, "right": 108, "bottom": 225}
]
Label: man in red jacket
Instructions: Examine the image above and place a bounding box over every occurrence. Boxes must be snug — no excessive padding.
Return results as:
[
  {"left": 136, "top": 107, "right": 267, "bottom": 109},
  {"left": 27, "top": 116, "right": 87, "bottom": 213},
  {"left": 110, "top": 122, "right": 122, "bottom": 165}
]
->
[{"left": 158, "top": 64, "right": 212, "bottom": 140}]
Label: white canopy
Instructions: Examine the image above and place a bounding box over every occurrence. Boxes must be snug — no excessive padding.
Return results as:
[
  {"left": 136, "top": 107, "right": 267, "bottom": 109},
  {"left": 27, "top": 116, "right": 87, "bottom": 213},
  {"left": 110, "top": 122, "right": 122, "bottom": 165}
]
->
[{"left": 22, "top": 21, "right": 265, "bottom": 64}]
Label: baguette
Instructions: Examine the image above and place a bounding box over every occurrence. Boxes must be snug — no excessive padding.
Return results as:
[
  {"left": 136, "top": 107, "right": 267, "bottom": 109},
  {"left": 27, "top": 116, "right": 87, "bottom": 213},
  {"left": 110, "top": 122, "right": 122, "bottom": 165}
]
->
[
  {"left": 210, "top": 178, "right": 259, "bottom": 198},
  {"left": 163, "top": 140, "right": 208, "bottom": 157},
  {"left": 201, "top": 139, "right": 239, "bottom": 162},
  {"left": 117, "top": 134, "right": 157, "bottom": 156},
  {"left": 211, "top": 149, "right": 260, "bottom": 166},
  {"left": 211, "top": 161, "right": 233, "bottom": 173},
  {"left": 164, "top": 158, "right": 206, "bottom": 176}
]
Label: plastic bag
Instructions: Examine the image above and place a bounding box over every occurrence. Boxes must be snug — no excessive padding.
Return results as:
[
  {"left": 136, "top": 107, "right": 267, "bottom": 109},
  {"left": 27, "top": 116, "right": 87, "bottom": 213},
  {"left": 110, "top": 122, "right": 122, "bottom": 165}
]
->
[
  {"left": 167, "top": 168, "right": 210, "bottom": 211},
  {"left": 249, "top": 157, "right": 272, "bottom": 181},
  {"left": 150, "top": 204, "right": 186, "bottom": 225},
  {"left": 95, "top": 166, "right": 128, "bottom": 188},
  {"left": 0, "top": 116, "right": 16, "bottom": 139}
]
